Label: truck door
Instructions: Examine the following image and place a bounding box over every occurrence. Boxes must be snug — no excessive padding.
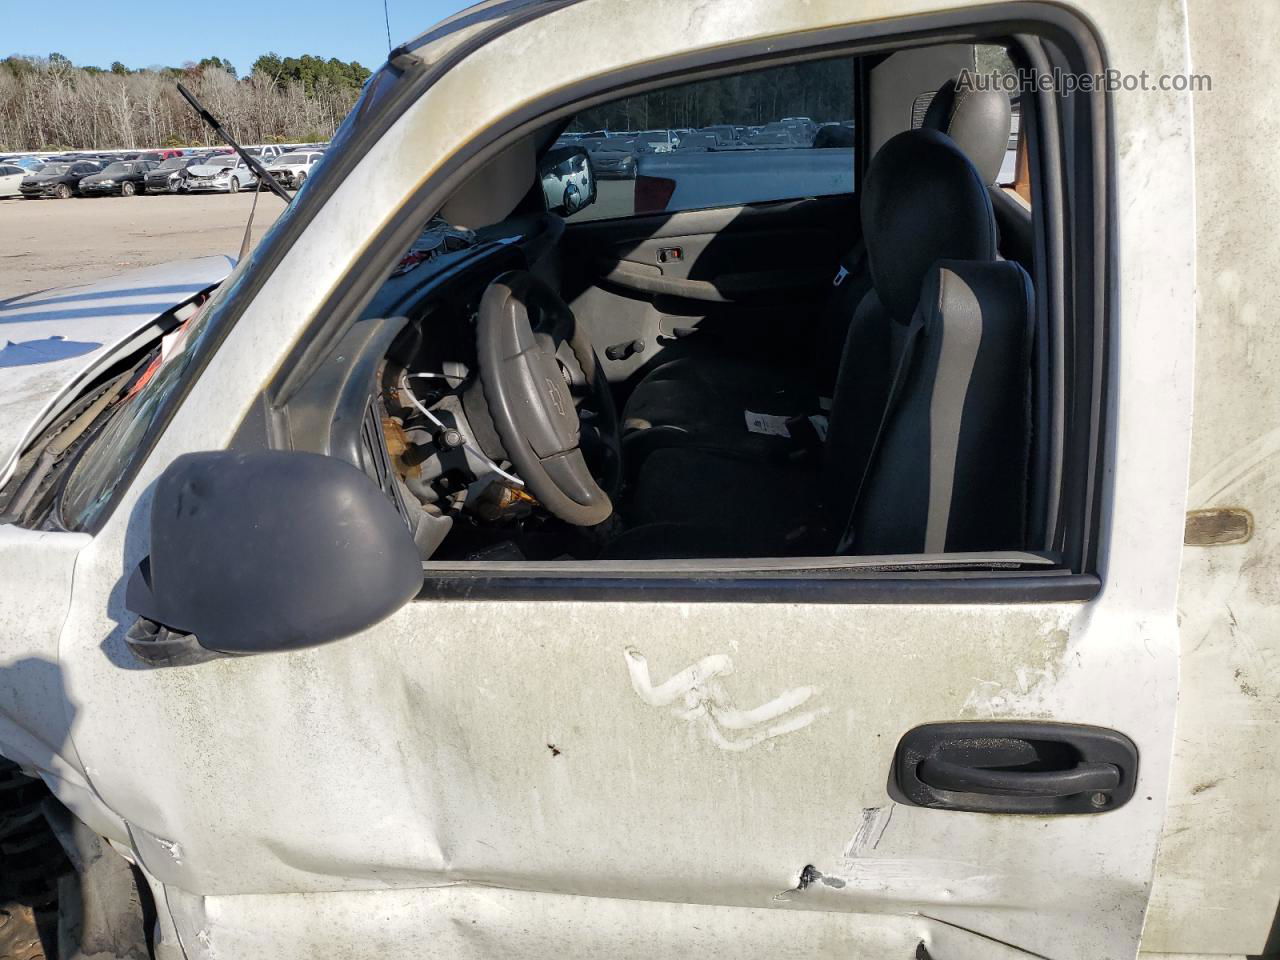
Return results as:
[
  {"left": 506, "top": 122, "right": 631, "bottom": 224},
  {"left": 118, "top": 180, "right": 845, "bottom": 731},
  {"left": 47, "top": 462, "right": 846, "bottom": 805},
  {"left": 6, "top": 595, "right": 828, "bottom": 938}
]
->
[{"left": 47, "top": 4, "right": 1193, "bottom": 960}]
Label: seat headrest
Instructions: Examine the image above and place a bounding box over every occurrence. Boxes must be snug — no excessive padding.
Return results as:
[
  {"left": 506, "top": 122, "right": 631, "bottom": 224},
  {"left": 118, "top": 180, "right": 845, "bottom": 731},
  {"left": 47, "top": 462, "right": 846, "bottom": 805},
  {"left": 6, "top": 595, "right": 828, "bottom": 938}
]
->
[
  {"left": 861, "top": 128, "right": 996, "bottom": 324},
  {"left": 922, "top": 78, "right": 1013, "bottom": 185}
]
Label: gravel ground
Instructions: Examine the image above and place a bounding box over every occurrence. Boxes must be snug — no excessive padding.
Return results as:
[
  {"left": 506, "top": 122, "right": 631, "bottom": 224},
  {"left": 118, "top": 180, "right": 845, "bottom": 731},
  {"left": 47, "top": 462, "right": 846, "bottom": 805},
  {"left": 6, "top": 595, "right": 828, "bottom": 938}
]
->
[{"left": 0, "top": 192, "right": 287, "bottom": 302}]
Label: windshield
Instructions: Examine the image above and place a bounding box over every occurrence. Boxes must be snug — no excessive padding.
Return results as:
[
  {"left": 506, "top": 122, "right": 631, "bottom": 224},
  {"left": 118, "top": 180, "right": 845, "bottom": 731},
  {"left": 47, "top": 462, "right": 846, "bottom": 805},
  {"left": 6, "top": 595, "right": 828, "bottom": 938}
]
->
[
  {"left": 101, "top": 162, "right": 132, "bottom": 176},
  {"left": 279, "top": 153, "right": 310, "bottom": 163},
  {"left": 60, "top": 298, "right": 212, "bottom": 528},
  {"left": 158, "top": 157, "right": 185, "bottom": 171},
  {"left": 43, "top": 163, "right": 70, "bottom": 175},
  {"left": 55, "top": 62, "right": 406, "bottom": 532}
]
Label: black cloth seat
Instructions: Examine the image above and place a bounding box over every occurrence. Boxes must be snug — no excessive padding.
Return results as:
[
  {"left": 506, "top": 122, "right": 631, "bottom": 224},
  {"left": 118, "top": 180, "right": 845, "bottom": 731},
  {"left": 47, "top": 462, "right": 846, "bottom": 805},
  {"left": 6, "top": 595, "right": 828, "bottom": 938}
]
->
[
  {"left": 621, "top": 355, "right": 819, "bottom": 467},
  {"left": 609, "top": 128, "right": 1032, "bottom": 559},
  {"left": 616, "top": 77, "right": 1014, "bottom": 471}
]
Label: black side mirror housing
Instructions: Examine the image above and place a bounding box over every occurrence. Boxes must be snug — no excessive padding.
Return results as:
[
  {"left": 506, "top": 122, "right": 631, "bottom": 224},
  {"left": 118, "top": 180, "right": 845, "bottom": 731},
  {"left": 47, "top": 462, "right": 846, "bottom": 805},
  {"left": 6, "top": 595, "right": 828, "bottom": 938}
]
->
[
  {"left": 126, "top": 450, "right": 423, "bottom": 659},
  {"left": 538, "top": 145, "right": 596, "bottom": 216}
]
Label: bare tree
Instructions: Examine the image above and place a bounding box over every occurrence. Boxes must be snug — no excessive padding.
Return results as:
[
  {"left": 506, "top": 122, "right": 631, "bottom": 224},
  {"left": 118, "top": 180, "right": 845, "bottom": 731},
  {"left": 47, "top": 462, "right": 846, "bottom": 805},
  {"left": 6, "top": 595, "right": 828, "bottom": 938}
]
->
[{"left": 0, "top": 55, "right": 367, "bottom": 151}]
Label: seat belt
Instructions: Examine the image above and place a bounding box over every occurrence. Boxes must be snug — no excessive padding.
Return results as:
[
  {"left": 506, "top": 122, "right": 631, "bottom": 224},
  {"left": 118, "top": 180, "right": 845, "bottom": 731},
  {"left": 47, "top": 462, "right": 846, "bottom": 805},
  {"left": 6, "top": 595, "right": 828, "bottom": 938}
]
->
[
  {"left": 835, "top": 313, "right": 925, "bottom": 553},
  {"left": 832, "top": 241, "right": 867, "bottom": 287}
]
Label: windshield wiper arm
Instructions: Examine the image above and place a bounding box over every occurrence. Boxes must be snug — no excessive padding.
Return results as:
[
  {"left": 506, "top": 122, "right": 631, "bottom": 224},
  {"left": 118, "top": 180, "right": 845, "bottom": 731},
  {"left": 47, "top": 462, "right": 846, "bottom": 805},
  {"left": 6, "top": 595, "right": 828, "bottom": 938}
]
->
[{"left": 176, "top": 82, "right": 293, "bottom": 204}]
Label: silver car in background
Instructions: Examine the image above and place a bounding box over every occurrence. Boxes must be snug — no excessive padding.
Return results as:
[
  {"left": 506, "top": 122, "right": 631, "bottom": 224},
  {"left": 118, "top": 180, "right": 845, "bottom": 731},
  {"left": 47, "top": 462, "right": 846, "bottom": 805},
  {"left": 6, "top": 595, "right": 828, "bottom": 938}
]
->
[
  {"left": 181, "top": 155, "right": 258, "bottom": 193},
  {"left": 264, "top": 150, "right": 324, "bottom": 188}
]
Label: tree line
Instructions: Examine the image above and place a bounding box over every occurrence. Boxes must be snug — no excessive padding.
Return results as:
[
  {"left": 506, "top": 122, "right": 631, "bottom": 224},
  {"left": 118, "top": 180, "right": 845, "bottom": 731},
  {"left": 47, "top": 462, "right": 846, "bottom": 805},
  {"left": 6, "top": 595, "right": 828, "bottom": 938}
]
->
[
  {"left": 566, "top": 58, "right": 855, "bottom": 133},
  {"left": 0, "top": 53, "right": 374, "bottom": 152}
]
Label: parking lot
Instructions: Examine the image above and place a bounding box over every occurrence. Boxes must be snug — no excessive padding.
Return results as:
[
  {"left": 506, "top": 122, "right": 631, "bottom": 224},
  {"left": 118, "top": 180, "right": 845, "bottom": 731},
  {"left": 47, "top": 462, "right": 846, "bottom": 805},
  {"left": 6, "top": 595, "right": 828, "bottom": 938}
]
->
[
  {"left": 0, "top": 192, "right": 286, "bottom": 301},
  {"left": 0, "top": 183, "right": 644, "bottom": 302}
]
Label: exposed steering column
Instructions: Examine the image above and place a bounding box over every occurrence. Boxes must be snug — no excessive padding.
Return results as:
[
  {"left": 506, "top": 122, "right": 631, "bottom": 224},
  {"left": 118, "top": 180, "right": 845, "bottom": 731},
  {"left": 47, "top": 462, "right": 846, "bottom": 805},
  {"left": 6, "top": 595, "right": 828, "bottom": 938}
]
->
[{"left": 471, "top": 271, "right": 620, "bottom": 525}]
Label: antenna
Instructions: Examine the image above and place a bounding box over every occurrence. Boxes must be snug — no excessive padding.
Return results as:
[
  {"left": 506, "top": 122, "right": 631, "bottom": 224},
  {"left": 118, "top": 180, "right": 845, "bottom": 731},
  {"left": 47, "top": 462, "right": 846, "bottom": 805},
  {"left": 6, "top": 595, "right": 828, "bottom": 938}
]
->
[{"left": 383, "top": 0, "right": 393, "bottom": 52}]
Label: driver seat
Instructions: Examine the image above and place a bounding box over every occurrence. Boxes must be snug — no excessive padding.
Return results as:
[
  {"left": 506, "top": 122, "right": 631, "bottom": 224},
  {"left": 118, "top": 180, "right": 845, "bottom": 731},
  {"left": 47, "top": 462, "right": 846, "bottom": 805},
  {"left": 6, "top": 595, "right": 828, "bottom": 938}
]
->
[
  {"left": 606, "top": 129, "right": 1033, "bottom": 558},
  {"left": 617, "top": 77, "right": 1015, "bottom": 475}
]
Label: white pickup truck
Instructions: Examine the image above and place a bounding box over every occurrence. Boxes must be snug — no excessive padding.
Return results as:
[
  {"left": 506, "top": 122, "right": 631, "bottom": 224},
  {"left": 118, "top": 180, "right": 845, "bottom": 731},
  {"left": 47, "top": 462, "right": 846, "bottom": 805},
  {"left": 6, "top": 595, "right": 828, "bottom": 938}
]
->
[{"left": 0, "top": 2, "right": 1273, "bottom": 960}]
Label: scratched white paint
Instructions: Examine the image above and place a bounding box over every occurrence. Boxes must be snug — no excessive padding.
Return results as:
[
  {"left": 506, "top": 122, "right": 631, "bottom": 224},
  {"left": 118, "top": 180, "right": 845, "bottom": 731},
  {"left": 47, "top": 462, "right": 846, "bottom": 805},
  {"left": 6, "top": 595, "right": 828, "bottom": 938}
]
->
[
  {"left": 1140, "top": 3, "right": 1280, "bottom": 952},
  {"left": 624, "top": 647, "right": 827, "bottom": 751},
  {"left": 155, "top": 880, "right": 1042, "bottom": 960},
  {"left": 844, "top": 806, "right": 895, "bottom": 858},
  {"left": 0, "top": 0, "right": 1207, "bottom": 958}
]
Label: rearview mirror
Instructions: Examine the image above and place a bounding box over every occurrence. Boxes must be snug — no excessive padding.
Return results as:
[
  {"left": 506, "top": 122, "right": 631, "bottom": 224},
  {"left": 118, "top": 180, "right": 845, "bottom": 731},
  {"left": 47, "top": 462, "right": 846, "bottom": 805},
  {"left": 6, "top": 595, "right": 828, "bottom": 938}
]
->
[
  {"left": 539, "top": 145, "right": 596, "bottom": 216},
  {"left": 125, "top": 451, "right": 423, "bottom": 661}
]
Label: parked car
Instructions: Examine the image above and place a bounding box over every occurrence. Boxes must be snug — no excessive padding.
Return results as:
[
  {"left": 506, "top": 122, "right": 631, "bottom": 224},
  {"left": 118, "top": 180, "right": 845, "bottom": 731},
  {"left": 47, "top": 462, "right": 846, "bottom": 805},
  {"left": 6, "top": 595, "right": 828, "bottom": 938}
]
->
[
  {"left": 699, "top": 123, "right": 741, "bottom": 145},
  {"left": 265, "top": 150, "right": 324, "bottom": 188},
  {"left": 248, "top": 145, "right": 288, "bottom": 161},
  {"left": 745, "top": 120, "right": 813, "bottom": 146},
  {"left": 143, "top": 156, "right": 202, "bottom": 194},
  {"left": 78, "top": 160, "right": 158, "bottom": 197},
  {"left": 634, "top": 129, "right": 677, "bottom": 153},
  {"left": 585, "top": 136, "right": 638, "bottom": 178},
  {"left": 673, "top": 131, "right": 720, "bottom": 151},
  {"left": 0, "top": 162, "right": 28, "bottom": 198},
  {"left": 0, "top": 155, "right": 48, "bottom": 170},
  {"left": 812, "top": 122, "right": 855, "bottom": 148},
  {"left": 181, "top": 156, "right": 258, "bottom": 193},
  {"left": 18, "top": 160, "right": 101, "bottom": 199}
]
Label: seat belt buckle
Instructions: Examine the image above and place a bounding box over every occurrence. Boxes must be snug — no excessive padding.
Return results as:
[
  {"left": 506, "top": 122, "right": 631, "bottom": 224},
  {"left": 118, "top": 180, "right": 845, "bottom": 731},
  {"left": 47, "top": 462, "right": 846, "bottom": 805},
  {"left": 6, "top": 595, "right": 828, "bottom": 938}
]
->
[
  {"left": 832, "top": 265, "right": 849, "bottom": 287},
  {"left": 783, "top": 414, "right": 828, "bottom": 455}
]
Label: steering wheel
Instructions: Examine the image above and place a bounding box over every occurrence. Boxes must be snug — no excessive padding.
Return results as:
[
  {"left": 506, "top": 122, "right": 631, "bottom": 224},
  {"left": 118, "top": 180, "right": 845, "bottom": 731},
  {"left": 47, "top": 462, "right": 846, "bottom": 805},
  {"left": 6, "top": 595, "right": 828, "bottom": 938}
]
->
[{"left": 475, "top": 271, "right": 621, "bottom": 526}]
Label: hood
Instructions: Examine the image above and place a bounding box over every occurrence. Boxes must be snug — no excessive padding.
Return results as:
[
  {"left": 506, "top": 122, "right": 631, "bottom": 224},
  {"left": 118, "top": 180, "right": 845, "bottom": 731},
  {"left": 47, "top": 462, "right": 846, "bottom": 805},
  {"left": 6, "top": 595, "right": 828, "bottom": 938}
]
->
[
  {"left": 0, "top": 256, "right": 235, "bottom": 487},
  {"left": 24, "top": 171, "right": 74, "bottom": 182},
  {"left": 185, "top": 163, "right": 234, "bottom": 176}
]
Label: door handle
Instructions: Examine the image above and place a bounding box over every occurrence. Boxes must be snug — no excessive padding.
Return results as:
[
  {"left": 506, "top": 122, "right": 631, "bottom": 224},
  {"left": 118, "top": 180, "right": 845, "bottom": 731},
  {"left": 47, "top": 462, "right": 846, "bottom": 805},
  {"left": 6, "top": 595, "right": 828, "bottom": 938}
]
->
[
  {"left": 892, "top": 722, "right": 1138, "bottom": 815},
  {"left": 917, "top": 758, "right": 1120, "bottom": 797}
]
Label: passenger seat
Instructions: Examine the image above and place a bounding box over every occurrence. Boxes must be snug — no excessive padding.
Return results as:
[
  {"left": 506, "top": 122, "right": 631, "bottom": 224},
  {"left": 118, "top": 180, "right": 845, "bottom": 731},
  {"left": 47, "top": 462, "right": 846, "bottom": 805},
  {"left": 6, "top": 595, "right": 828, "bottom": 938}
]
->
[{"left": 619, "top": 77, "right": 1014, "bottom": 473}]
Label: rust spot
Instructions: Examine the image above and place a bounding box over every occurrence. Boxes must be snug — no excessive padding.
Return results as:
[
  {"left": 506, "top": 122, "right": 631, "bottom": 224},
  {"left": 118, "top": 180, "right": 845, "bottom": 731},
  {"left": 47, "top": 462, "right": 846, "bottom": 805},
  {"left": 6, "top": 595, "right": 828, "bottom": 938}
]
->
[
  {"left": 1184, "top": 508, "right": 1253, "bottom": 546},
  {"left": 381, "top": 417, "right": 409, "bottom": 457},
  {"left": 547, "top": 743, "right": 561, "bottom": 757}
]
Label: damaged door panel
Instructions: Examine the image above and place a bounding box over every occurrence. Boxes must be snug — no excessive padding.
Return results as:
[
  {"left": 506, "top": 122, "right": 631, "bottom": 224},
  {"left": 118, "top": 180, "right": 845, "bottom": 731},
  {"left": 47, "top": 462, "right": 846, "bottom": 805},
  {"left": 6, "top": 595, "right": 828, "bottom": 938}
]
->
[{"left": 161, "top": 883, "right": 1056, "bottom": 960}]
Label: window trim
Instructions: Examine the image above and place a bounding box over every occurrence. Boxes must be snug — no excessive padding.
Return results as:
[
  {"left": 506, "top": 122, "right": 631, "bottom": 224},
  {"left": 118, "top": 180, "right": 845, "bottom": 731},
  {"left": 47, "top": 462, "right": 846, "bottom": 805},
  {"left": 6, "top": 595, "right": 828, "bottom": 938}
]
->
[
  {"left": 420, "top": 568, "right": 1101, "bottom": 605},
  {"left": 253, "top": 4, "right": 1108, "bottom": 604}
]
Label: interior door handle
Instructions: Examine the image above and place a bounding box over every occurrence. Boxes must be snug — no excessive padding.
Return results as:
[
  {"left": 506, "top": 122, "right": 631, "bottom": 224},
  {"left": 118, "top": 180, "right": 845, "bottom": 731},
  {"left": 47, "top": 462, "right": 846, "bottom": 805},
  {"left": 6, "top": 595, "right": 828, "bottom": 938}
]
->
[
  {"left": 917, "top": 759, "right": 1120, "bottom": 797},
  {"left": 892, "top": 722, "right": 1138, "bottom": 815}
]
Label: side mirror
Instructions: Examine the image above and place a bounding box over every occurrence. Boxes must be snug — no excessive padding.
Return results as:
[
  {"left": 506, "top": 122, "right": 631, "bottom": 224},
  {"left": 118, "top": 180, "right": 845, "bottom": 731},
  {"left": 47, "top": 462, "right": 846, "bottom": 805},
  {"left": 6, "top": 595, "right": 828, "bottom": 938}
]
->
[
  {"left": 539, "top": 145, "right": 596, "bottom": 216},
  {"left": 125, "top": 451, "right": 423, "bottom": 663}
]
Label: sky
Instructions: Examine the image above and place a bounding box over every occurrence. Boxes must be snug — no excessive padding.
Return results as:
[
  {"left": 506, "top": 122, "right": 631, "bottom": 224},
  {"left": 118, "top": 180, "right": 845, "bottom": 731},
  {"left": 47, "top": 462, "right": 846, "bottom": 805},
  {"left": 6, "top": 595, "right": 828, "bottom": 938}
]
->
[{"left": 3, "top": 0, "right": 475, "bottom": 75}]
